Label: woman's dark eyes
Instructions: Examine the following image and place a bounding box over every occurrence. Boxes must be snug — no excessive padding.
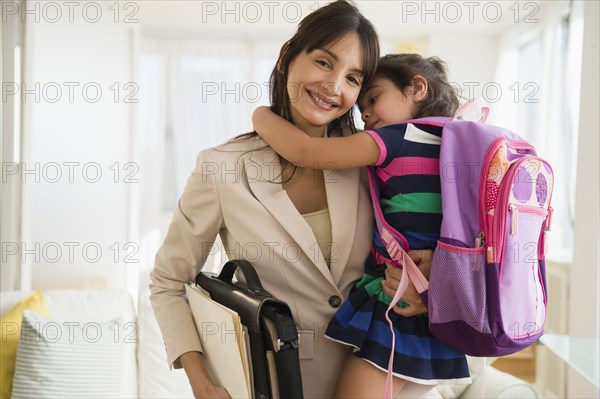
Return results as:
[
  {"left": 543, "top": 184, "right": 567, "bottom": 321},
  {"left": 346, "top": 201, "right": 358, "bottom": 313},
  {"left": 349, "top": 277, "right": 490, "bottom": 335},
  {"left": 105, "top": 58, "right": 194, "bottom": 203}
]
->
[
  {"left": 315, "top": 59, "right": 361, "bottom": 86},
  {"left": 368, "top": 96, "right": 377, "bottom": 104}
]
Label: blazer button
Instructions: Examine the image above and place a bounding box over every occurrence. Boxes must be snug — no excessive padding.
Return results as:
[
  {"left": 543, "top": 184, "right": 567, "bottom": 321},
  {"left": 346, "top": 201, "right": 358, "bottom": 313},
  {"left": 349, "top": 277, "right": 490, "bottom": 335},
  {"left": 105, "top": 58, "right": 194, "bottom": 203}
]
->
[{"left": 328, "top": 295, "right": 342, "bottom": 308}]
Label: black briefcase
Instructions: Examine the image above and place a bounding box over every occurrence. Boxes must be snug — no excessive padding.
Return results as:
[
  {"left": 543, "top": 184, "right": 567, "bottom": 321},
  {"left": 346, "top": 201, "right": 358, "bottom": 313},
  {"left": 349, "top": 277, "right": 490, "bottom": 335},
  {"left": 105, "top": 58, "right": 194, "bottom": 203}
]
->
[{"left": 195, "top": 259, "right": 304, "bottom": 399}]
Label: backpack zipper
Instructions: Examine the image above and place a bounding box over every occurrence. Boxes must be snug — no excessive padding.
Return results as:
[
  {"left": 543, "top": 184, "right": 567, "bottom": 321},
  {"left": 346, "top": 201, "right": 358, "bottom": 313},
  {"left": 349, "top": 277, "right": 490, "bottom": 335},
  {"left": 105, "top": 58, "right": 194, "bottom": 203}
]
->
[
  {"left": 509, "top": 204, "right": 549, "bottom": 235},
  {"left": 541, "top": 206, "right": 554, "bottom": 257},
  {"left": 494, "top": 158, "right": 552, "bottom": 266},
  {"left": 480, "top": 138, "right": 536, "bottom": 257},
  {"left": 509, "top": 204, "right": 518, "bottom": 235}
]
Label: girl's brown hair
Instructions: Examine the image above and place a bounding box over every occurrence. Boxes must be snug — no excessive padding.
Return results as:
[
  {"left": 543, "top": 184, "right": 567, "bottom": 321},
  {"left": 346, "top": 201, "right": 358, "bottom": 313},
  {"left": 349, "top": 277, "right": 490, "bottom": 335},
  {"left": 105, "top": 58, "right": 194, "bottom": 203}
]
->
[{"left": 374, "top": 53, "right": 460, "bottom": 118}]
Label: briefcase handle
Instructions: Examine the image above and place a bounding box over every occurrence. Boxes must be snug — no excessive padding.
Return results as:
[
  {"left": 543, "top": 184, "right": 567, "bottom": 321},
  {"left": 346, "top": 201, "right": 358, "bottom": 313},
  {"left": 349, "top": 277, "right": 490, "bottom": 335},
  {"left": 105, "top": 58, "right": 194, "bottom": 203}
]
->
[{"left": 218, "top": 260, "right": 272, "bottom": 298}]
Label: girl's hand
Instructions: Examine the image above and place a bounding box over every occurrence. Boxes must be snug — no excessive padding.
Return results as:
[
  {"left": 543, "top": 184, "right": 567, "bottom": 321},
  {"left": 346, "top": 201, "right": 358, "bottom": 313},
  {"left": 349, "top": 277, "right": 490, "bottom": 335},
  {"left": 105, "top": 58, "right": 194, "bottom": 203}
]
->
[
  {"left": 382, "top": 249, "right": 433, "bottom": 317},
  {"left": 407, "top": 249, "right": 433, "bottom": 279}
]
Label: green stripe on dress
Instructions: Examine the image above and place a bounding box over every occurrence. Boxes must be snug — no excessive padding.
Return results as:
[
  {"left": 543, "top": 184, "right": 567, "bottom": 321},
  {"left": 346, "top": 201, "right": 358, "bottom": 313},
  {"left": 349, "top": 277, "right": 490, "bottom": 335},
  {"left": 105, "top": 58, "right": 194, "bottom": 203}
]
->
[
  {"left": 358, "top": 274, "right": 409, "bottom": 308},
  {"left": 381, "top": 193, "right": 442, "bottom": 214}
]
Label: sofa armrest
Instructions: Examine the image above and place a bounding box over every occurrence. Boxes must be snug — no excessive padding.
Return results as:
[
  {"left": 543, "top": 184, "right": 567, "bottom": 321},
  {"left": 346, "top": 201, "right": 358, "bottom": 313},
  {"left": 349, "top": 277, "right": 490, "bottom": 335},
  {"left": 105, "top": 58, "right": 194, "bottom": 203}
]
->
[{"left": 459, "top": 366, "right": 538, "bottom": 398}]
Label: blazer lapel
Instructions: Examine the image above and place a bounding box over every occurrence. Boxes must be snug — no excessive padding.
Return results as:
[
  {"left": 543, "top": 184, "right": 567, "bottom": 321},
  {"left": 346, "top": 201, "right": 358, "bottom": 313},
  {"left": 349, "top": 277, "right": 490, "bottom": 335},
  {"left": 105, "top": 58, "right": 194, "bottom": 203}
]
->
[
  {"left": 325, "top": 166, "right": 360, "bottom": 285},
  {"left": 245, "top": 144, "right": 337, "bottom": 288}
]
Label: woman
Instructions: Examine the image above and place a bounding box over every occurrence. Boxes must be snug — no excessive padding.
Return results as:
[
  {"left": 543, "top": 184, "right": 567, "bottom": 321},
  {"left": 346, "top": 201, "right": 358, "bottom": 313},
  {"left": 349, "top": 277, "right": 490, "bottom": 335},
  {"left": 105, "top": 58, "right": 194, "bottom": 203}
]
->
[{"left": 150, "top": 1, "right": 380, "bottom": 398}]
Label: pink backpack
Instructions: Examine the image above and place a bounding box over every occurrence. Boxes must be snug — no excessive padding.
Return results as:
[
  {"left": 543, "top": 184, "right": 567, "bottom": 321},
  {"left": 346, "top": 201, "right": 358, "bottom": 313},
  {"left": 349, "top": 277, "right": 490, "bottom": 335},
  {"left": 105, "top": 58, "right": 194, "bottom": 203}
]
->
[{"left": 369, "top": 112, "right": 554, "bottom": 397}]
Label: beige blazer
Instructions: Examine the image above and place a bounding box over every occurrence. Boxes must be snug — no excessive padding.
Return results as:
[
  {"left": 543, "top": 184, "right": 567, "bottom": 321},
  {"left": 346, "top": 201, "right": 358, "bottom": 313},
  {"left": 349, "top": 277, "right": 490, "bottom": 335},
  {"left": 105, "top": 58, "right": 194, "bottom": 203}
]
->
[{"left": 150, "top": 135, "right": 373, "bottom": 398}]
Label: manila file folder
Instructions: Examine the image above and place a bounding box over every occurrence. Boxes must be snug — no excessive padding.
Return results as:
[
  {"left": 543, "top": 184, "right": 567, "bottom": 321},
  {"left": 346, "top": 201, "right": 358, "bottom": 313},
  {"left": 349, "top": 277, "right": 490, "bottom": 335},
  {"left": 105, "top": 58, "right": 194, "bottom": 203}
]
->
[{"left": 185, "top": 283, "right": 252, "bottom": 398}]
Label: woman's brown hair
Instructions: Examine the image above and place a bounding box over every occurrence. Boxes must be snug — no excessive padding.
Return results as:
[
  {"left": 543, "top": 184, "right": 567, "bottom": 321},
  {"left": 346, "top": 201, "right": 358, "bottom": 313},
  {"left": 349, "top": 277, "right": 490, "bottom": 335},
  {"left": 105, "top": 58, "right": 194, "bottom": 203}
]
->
[
  {"left": 270, "top": 0, "right": 379, "bottom": 134},
  {"left": 234, "top": 0, "right": 379, "bottom": 143}
]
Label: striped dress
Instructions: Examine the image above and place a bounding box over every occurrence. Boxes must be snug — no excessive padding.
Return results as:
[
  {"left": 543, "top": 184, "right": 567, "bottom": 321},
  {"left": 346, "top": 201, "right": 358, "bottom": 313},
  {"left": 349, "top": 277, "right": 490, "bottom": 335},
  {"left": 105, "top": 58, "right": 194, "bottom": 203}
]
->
[{"left": 325, "top": 122, "right": 471, "bottom": 385}]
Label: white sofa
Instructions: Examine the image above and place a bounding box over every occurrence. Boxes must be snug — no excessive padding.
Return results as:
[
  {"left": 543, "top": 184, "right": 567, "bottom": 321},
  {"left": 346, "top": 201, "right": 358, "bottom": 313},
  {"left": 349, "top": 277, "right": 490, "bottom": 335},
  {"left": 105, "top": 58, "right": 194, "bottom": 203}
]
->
[
  {"left": 1, "top": 290, "right": 539, "bottom": 398},
  {"left": 1, "top": 290, "right": 193, "bottom": 398}
]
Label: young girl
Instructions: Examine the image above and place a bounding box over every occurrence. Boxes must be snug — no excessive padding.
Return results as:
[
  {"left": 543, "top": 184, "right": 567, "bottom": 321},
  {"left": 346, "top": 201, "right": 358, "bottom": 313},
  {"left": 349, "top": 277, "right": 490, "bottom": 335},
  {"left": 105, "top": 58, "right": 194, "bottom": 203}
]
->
[{"left": 252, "top": 54, "right": 471, "bottom": 398}]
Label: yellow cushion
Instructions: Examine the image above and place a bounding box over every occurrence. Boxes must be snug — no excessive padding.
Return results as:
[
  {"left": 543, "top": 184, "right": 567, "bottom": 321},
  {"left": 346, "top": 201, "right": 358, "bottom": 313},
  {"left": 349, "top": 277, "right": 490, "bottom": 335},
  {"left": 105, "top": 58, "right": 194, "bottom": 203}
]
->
[{"left": 0, "top": 290, "right": 48, "bottom": 398}]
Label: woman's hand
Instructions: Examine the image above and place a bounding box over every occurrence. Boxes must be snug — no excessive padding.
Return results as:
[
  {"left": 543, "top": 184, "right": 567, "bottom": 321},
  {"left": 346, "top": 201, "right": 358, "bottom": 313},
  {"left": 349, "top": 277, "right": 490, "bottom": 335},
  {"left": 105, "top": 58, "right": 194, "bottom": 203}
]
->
[
  {"left": 192, "top": 385, "right": 231, "bottom": 399},
  {"left": 382, "top": 249, "right": 433, "bottom": 317},
  {"left": 180, "top": 351, "right": 232, "bottom": 399}
]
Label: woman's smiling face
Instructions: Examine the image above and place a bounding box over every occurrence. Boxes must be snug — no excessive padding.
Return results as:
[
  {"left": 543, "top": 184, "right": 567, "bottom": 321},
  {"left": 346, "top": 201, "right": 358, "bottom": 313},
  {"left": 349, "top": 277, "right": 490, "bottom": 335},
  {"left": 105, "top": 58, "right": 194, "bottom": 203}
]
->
[{"left": 286, "top": 32, "right": 365, "bottom": 136}]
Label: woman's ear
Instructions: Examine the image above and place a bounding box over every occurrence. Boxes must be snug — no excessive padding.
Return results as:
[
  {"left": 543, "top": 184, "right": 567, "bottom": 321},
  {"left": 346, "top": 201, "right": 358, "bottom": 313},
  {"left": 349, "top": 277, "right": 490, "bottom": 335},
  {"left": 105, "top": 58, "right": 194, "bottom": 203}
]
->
[{"left": 411, "top": 75, "right": 428, "bottom": 102}]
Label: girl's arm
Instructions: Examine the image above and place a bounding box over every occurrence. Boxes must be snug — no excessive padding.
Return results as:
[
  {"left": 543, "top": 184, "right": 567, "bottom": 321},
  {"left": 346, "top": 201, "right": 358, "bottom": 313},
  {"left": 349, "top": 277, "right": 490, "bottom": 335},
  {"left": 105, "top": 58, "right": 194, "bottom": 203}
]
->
[{"left": 252, "top": 106, "right": 380, "bottom": 169}]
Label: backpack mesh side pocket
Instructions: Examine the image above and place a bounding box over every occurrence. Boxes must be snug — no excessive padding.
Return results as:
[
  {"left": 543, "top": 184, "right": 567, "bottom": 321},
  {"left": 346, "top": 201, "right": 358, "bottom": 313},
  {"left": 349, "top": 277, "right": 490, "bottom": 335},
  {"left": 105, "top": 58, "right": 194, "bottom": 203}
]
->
[{"left": 428, "top": 241, "right": 489, "bottom": 348}]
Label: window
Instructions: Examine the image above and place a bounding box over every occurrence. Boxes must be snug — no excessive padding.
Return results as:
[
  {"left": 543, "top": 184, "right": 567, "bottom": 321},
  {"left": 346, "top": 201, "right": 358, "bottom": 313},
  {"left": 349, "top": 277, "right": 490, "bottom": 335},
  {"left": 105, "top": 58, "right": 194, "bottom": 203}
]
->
[{"left": 491, "top": 3, "right": 583, "bottom": 263}]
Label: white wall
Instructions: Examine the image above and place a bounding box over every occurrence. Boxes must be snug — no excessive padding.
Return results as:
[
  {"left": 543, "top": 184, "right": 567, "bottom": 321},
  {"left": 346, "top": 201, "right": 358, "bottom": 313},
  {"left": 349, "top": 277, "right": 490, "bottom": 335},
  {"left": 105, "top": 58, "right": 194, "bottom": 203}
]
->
[
  {"left": 428, "top": 35, "right": 499, "bottom": 101},
  {"left": 18, "top": 4, "right": 139, "bottom": 291},
  {"left": 1, "top": 2, "right": 24, "bottom": 291},
  {"left": 567, "top": 0, "right": 600, "bottom": 396}
]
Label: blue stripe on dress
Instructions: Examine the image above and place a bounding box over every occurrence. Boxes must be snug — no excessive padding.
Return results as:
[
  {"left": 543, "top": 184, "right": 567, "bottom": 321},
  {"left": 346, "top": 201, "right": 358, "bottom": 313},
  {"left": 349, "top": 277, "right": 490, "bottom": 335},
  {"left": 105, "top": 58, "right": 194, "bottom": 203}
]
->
[
  {"left": 381, "top": 175, "right": 441, "bottom": 197},
  {"left": 401, "top": 231, "right": 441, "bottom": 249},
  {"left": 385, "top": 212, "right": 443, "bottom": 234},
  {"left": 362, "top": 319, "right": 465, "bottom": 360},
  {"left": 357, "top": 340, "right": 471, "bottom": 381},
  {"left": 348, "top": 310, "right": 373, "bottom": 330},
  {"left": 331, "top": 288, "right": 429, "bottom": 338}
]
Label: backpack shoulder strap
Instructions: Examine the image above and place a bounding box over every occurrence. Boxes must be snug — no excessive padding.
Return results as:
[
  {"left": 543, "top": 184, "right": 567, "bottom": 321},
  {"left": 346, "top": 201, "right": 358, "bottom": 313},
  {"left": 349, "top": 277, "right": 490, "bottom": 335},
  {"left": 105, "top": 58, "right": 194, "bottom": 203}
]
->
[
  {"left": 367, "top": 165, "right": 430, "bottom": 399},
  {"left": 366, "top": 166, "right": 429, "bottom": 292}
]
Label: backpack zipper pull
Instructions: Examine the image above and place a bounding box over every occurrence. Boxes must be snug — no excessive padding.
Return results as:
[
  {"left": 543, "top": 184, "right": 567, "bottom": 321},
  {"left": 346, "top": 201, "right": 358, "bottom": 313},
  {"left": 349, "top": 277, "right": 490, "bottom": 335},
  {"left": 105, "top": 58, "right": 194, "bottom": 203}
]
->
[
  {"left": 542, "top": 207, "right": 553, "bottom": 256},
  {"left": 509, "top": 204, "right": 518, "bottom": 235},
  {"left": 475, "top": 231, "right": 485, "bottom": 248},
  {"left": 487, "top": 246, "right": 494, "bottom": 263},
  {"left": 546, "top": 206, "right": 554, "bottom": 231}
]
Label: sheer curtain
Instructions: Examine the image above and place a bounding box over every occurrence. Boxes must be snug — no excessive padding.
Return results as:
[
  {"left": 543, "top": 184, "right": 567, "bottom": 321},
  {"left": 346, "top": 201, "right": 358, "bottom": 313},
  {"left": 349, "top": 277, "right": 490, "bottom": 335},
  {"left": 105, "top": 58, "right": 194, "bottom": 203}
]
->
[
  {"left": 137, "top": 37, "right": 281, "bottom": 278},
  {"left": 489, "top": 1, "right": 583, "bottom": 263}
]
